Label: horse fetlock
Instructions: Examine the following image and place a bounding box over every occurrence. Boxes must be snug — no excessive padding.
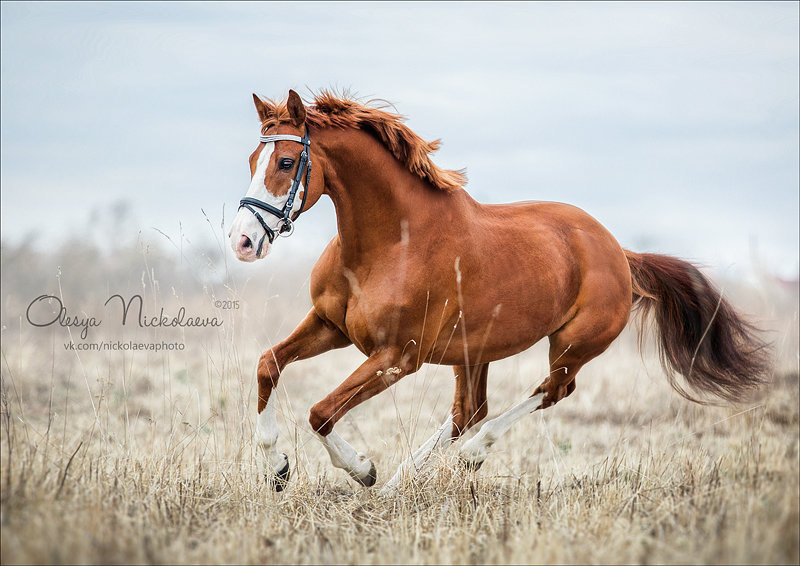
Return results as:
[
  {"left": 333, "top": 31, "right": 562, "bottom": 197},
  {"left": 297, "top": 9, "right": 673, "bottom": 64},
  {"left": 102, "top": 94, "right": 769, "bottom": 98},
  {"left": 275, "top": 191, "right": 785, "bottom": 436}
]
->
[
  {"left": 353, "top": 452, "right": 375, "bottom": 478},
  {"left": 458, "top": 438, "right": 489, "bottom": 467},
  {"left": 338, "top": 451, "right": 375, "bottom": 486},
  {"left": 256, "top": 439, "right": 287, "bottom": 470},
  {"left": 458, "top": 451, "right": 486, "bottom": 471},
  {"left": 350, "top": 459, "right": 377, "bottom": 487},
  {"left": 256, "top": 428, "right": 278, "bottom": 450}
]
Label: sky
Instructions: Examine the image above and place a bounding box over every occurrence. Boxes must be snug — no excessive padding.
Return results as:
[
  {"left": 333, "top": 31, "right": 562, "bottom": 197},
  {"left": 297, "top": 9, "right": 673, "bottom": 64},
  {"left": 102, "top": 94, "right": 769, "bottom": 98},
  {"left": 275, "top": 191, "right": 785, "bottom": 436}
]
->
[{"left": 1, "top": 1, "right": 798, "bottom": 278}]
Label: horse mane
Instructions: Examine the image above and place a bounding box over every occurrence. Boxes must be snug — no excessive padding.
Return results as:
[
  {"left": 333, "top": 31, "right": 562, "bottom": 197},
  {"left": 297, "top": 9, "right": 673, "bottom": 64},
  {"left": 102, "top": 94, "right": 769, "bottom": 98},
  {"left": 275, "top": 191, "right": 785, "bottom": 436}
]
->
[{"left": 258, "top": 90, "right": 467, "bottom": 191}]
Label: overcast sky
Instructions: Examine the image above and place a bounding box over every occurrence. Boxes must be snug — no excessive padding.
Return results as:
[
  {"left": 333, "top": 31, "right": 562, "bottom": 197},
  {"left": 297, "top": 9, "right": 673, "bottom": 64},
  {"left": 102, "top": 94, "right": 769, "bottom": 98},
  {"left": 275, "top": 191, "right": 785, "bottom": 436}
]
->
[{"left": 1, "top": 1, "right": 798, "bottom": 277}]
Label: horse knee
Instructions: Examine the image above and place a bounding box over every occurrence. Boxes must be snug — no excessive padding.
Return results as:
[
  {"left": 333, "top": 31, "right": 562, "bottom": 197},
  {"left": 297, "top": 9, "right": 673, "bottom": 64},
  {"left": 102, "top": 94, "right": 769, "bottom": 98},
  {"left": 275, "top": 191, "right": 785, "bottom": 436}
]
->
[
  {"left": 258, "top": 349, "right": 281, "bottom": 385},
  {"left": 256, "top": 350, "right": 283, "bottom": 412},
  {"left": 309, "top": 402, "right": 334, "bottom": 437}
]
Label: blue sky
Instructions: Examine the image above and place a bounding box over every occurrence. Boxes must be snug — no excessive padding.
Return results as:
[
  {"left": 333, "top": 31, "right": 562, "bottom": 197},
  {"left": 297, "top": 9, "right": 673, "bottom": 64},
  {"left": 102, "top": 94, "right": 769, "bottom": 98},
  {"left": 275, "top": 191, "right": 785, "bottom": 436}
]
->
[{"left": 1, "top": 1, "right": 798, "bottom": 277}]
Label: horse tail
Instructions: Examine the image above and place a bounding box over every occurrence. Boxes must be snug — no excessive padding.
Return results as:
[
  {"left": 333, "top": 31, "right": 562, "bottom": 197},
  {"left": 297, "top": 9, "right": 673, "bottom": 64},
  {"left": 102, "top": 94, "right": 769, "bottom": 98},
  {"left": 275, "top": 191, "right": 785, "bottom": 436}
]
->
[{"left": 624, "top": 250, "right": 770, "bottom": 404}]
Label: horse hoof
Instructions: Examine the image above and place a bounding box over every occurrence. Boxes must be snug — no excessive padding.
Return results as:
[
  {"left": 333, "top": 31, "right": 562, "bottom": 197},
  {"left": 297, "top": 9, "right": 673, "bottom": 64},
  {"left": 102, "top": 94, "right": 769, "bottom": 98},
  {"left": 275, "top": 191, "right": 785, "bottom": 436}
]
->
[
  {"left": 461, "top": 457, "right": 484, "bottom": 472},
  {"left": 354, "top": 461, "right": 377, "bottom": 487},
  {"left": 267, "top": 454, "right": 290, "bottom": 492}
]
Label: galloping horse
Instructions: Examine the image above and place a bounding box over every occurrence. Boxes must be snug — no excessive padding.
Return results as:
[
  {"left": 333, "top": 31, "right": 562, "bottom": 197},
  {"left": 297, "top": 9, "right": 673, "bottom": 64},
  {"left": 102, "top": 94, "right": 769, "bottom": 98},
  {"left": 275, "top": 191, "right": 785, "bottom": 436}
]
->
[{"left": 228, "top": 90, "right": 769, "bottom": 491}]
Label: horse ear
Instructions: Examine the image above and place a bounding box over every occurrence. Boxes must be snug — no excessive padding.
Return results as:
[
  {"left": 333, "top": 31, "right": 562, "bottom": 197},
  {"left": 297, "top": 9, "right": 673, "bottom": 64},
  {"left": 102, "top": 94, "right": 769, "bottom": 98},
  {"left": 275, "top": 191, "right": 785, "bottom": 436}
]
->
[
  {"left": 286, "top": 89, "right": 306, "bottom": 128},
  {"left": 253, "top": 94, "right": 274, "bottom": 123}
]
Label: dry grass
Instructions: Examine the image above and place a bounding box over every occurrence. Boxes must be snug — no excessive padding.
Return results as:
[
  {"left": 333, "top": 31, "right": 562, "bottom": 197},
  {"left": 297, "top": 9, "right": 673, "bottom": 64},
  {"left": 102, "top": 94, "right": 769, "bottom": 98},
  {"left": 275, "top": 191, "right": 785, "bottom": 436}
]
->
[{"left": 1, "top": 233, "right": 798, "bottom": 565}]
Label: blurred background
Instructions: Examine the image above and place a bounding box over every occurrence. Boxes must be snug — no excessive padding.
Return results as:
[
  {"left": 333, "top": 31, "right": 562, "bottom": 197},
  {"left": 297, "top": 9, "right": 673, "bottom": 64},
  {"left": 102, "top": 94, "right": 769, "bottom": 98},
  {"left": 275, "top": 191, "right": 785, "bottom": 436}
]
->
[
  {"left": 1, "top": 1, "right": 798, "bottom": 281},
  {"left": 2, "top": 0, "right": 797, "bottom": 436},
  {"left": 1, "top": 10, "right": 797, "bottom": 562}
]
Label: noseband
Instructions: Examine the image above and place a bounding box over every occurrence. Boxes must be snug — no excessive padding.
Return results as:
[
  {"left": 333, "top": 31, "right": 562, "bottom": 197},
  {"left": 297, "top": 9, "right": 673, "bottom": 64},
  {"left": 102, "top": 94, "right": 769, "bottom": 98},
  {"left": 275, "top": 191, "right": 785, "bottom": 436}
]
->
[{"left": 239, "top": 128, "right": 311, "bottom": 255}]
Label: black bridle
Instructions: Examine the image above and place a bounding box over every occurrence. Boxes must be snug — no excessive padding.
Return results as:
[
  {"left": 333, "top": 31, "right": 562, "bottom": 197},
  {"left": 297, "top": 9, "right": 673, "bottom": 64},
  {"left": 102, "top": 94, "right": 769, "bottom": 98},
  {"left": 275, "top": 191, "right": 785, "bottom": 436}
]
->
[{"left": 238, "top": 128, "right": 311, "bottom": 255}]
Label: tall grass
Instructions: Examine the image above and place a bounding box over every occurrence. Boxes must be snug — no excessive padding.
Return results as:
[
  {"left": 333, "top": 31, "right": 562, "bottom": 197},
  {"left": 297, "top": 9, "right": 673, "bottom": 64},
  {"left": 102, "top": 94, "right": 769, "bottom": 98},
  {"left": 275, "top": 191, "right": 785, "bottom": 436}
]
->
[{"left": 1, "top": 218, "right": 797, "bottom": 564}]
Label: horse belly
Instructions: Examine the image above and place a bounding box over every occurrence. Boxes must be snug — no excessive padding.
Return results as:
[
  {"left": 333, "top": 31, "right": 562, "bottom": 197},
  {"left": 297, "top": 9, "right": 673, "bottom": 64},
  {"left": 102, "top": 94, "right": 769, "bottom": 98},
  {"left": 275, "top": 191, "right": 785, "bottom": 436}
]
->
[
  {"left": 425, "top": 210, "right": 586, "bottom": 365},
  {"left": 426, "top": 286, "right": 576, "bottom": 366}
]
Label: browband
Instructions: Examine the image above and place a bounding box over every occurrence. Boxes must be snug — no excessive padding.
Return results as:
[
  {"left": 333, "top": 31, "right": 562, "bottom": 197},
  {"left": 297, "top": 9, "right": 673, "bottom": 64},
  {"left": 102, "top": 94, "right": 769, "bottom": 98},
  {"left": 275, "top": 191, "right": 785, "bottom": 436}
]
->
[{"left": 259, "top": 134, "right": 309, "bottom": 145}]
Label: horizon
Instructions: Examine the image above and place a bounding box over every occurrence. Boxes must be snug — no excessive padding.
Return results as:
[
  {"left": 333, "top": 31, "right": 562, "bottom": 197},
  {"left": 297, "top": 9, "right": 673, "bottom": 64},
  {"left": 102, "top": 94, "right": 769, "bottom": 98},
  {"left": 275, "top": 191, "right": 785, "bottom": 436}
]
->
[{"left": 1, "top": 2, "right": 798, "bottom": 278}]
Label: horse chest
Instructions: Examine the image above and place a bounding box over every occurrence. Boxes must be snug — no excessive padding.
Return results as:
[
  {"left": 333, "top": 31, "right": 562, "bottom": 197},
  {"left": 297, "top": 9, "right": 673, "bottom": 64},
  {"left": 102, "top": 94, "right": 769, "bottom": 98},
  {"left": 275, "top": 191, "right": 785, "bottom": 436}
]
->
[{"left": 312, "top": 279, "right": 424, "bottom": 355}]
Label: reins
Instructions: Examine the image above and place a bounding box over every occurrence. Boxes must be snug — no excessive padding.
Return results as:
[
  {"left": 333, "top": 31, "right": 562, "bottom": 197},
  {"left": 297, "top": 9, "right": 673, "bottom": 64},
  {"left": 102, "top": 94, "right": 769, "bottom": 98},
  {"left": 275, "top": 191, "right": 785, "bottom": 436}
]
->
[{"left": 238, "top": 128, "right": 311, "bottom": 255}]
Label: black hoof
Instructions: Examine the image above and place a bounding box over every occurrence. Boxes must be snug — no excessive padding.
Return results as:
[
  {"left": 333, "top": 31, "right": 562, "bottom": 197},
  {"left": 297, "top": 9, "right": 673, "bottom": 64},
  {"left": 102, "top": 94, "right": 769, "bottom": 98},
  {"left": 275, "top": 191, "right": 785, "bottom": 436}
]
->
[
  {"left": 354, "top": 461, "right": 377, "bottom": 487},
  {"left": 461, "top": 457, "right": 484, "bottom": 472},
  {"left": 267, "top": 455, "right": 290, "bottom": 492}
]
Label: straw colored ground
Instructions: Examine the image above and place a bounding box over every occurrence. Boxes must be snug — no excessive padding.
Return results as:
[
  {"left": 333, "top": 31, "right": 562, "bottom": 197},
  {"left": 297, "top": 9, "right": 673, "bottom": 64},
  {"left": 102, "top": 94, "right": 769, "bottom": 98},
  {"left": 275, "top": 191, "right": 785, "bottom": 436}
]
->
[{"left": 1, "top": 235, "right": 798, "bottom": 564}]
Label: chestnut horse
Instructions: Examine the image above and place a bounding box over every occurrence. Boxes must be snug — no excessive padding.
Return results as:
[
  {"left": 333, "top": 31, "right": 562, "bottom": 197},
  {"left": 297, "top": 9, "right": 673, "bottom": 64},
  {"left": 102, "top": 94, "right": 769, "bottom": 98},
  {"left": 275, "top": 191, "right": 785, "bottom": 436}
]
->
[{"left": 228, "top": 90, "right": 769, "bottom": 491}]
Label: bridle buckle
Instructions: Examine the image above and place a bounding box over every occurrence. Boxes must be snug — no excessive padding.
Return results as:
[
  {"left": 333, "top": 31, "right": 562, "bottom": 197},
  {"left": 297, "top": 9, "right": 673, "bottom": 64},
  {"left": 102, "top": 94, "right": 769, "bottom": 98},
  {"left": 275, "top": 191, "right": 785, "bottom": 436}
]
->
[{"left": 279, "top": 219, "right": 295, "bottom": 237}]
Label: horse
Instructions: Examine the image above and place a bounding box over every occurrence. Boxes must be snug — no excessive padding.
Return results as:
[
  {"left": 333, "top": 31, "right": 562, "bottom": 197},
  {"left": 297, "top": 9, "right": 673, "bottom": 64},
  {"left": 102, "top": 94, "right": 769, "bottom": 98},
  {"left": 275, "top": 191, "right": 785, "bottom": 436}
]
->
[{"left": 228, "top": 89, "right": 770, "bottom": 491}]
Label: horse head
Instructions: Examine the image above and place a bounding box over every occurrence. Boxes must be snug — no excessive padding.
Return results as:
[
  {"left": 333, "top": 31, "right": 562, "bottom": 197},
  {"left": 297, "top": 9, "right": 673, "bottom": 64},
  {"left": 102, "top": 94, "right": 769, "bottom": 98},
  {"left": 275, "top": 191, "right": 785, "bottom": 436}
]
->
[{"left": 229, "top": 90, "right": 321, "bottom": 261}]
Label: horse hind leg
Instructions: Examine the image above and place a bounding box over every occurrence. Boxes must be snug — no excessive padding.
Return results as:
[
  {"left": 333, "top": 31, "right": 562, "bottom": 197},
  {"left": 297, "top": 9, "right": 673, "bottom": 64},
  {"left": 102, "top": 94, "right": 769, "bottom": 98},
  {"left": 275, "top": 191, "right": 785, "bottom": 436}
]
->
[
  {"left": 452, "top": 363, "right": 490, "bottom": 437},
  {"left": 458, "top": 391, "right": 546, "bottom": 468},
  {"left": 459, "top": 307, "right": 627, "bottom": 468},
  {"left": 457, "top": 350, "right": 577, "bottom": 469},
  {"left": 534, "top": 303, "right": 628, "bottom": 409},
  {"left": 380, "top": 363, "right": 489, "bottom": 493}
]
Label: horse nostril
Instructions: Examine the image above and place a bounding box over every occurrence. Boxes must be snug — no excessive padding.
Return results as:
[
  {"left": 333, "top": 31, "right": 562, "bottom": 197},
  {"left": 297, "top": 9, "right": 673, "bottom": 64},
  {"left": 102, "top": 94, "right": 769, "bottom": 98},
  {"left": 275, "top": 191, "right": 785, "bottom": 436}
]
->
[{"left": 241, "top": 235, "right": 252, "bottom": 250}]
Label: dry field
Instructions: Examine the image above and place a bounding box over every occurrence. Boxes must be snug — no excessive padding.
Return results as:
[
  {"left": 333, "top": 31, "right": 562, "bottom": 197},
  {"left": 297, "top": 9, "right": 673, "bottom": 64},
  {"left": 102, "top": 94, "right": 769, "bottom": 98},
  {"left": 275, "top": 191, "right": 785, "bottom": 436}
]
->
[{"left": 1, "top": 233, "right": 798, "bottom": 565}]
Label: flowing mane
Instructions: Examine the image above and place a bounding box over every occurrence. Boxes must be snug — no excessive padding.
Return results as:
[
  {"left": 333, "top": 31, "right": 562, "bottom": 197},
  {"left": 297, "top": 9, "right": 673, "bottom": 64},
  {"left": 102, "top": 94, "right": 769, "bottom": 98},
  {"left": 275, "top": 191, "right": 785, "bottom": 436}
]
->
[{"left": 257, "top": 90, "right": 466, "bottom": 191}]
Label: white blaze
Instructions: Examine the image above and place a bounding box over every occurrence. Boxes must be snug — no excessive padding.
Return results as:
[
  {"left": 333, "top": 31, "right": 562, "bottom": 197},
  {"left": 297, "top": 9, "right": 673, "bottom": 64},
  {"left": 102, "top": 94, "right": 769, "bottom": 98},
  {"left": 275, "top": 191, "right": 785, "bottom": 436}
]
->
[{"left": 229, "top": 142, "right": 303, "bottom": 260}]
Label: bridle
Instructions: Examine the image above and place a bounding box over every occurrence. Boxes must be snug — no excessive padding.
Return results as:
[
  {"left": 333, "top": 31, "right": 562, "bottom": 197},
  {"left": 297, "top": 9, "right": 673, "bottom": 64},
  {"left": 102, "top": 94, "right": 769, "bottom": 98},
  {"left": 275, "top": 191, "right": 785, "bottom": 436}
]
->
[{"left": 238, "top": 128, "right": 311, "bottom": 255}]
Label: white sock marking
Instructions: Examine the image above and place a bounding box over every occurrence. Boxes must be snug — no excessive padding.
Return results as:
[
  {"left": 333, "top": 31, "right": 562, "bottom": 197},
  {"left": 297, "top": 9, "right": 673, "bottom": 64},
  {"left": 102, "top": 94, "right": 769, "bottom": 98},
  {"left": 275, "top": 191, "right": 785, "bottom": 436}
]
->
[
  {"left": 459, "top": 393, "right": 545, "bottom": 465},
  {"left": 317, "top": 430, "right": 373, "bottom": 481},
  {"left": 256, "top": 394, "right": 288, "bottom": 473},
  {"left": 382, "top": 414, "right": 454, "bottom": 492}
]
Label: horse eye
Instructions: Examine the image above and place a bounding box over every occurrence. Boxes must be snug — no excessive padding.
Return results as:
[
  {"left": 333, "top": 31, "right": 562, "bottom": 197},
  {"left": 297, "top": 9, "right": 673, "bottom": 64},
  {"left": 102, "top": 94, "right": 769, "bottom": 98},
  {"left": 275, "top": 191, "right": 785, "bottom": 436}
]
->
[{"left": 279, "top": 158, "right": 294, "bottom": 170}]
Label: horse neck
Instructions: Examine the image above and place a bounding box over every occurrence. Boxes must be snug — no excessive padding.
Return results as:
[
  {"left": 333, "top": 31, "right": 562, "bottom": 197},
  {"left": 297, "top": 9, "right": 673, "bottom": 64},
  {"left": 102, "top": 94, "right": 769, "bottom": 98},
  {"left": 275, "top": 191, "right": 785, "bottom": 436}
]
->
[{"left": 315, "top": 127, "right": 463, "bottom": 264}]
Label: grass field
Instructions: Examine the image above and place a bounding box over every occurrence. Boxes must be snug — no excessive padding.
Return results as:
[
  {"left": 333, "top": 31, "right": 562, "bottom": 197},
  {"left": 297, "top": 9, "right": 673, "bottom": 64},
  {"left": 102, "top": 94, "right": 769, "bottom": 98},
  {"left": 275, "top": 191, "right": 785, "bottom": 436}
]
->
[{"left": 1, "top": 235, "right": 798, "bottom": 564}]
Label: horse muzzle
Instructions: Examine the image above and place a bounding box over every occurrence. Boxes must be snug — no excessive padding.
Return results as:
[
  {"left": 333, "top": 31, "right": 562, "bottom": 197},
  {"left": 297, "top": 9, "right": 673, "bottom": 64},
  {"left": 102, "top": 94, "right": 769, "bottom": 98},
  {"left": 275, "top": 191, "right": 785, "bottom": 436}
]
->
[{"left": 230, "top": 230, "right": 269, "bottom": 262}]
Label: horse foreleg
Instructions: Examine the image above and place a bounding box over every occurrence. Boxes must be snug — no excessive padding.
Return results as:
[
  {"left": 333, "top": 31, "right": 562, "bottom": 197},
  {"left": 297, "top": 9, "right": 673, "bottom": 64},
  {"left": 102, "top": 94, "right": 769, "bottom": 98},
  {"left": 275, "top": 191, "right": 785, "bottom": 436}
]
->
[
  {"left": 310, "top": 350, "right": 412, "bottom": 487},
  {"left": 381, "top": 363, "right": 489, "bottom": 492},
  {"left": 256, "top": 310, "right": 350, "bottom": 491},
  {"left": 256, "top": 393, "right": 291, "bottom": 491}
]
